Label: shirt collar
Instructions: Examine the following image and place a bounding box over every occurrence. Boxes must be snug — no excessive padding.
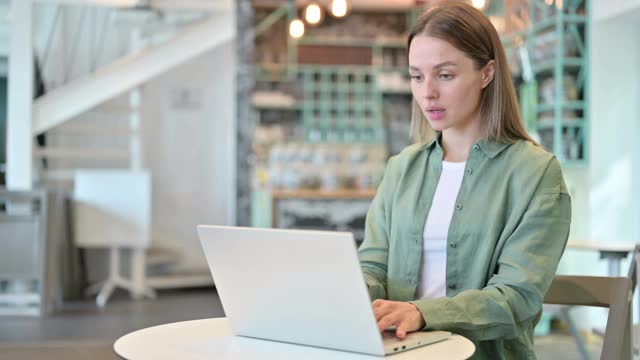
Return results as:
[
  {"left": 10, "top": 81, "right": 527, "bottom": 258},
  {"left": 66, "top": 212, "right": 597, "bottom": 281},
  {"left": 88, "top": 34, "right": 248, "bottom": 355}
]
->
[
  {"left": 476, "top": 138, "right": 511, "bottom": 158},
  {"left": 425, "top": 132, "right": 511, "bottom": 159}
]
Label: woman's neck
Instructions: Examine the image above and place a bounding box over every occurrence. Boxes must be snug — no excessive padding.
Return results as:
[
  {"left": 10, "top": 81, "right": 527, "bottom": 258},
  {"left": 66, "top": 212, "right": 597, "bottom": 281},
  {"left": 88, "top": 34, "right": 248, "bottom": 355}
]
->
[{"left": 441, "top": 128, "right": 482, "bottom": 163}]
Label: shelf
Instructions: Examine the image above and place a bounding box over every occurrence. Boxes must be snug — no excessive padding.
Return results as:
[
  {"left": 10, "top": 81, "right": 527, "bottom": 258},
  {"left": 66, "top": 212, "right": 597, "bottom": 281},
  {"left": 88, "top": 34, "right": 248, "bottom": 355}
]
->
[
  {"left": 252, "top": 102, "right": 302, "bottom": 111},
  {"left": 505, "top": 14, "right": 587, "bottom": 44},
  {"left": 536, "top": 101, "right": 585, "bottom": 113},
  {"left": 505, "top": 14, "right": 587, "bottom": 42},
  {"left": 536, "top": 118, "right": 585, "bottom": 130},
  {"left": 298, "top": 36, "right": 405, "bottom": 48},
  {"left": 0, "top": 293, "right": 41, "bottom": 304},
  {"left": 376, "top": 67, "right": 409, "bottom": 73},
  {"left": 533, "top": 57, "right": 584, "bottom": 75},
  {"left": 0, "top": 214, "right": 38, "bottom": 222},
  {"left": 504, "top": 1, "right": 589, "bottom": 165},
  {"left": 379, "top": 88, "right": 412, "bottom": 95},
  {"left": 532, "top": 15, "right": 586, "bottom": 35},
  {"left": 256, "top": 62, "right": 289, "bottom": 72},
  {"left": 251, "top": 91, "right": 302, "bottom": 110},
  {"left": 270, "top": 189, "right": 377, "bottom": 200}
]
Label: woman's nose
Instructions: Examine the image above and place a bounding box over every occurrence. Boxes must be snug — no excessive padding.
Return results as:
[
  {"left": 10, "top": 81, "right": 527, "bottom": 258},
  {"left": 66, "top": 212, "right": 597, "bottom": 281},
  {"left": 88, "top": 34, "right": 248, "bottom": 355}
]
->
[{"left": 421, "top": 77, "right": 438, "bottom": 100}]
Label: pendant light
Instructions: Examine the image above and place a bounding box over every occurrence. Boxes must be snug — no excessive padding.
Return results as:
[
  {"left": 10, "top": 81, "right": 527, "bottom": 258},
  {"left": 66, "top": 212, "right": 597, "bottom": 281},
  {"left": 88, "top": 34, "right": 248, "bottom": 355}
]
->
[
  {"left": 330, "top": 0, "right": 350, "bottom": 18},
  {"left": 304, "top": 2, "right": 324, "bottom": 26}
]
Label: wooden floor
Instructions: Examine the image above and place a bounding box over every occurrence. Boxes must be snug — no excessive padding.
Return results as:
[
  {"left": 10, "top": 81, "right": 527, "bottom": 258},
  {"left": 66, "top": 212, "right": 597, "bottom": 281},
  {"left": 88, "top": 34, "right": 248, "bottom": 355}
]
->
[
  {"left": 0, "top": 288, "right": 602, "bottom": 359},
  {"left": 0, "top": 288, "right": 224, "bottom": 359}
]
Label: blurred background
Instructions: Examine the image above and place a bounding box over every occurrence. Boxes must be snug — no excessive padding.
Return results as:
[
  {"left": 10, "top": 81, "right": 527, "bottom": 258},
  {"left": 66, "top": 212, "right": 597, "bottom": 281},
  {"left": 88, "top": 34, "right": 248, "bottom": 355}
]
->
[{"left": 0, "top": 0, "right": 638, "bottom": 359}]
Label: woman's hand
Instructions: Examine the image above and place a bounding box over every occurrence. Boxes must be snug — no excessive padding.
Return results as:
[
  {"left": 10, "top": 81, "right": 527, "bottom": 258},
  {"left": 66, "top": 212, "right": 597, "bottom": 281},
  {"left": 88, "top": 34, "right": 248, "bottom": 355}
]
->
[{"left": 372, "top": 299, "right": 426, "bottom": 339}]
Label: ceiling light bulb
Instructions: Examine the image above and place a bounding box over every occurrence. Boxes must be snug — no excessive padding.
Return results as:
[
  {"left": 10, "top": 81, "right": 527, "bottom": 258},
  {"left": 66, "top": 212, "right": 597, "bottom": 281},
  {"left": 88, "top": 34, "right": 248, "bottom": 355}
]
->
[
  {"left": 289, "top": 18, "right": 305, "bottom": 39},
  {"left": 471, "top": 0, "right": 486, "bottom": 10},
  {"left": 331, "top": 0, "right": 349, "bottom": 18},
  {"left": 305, "top": 3, "right": 323, "bottom": 25}
]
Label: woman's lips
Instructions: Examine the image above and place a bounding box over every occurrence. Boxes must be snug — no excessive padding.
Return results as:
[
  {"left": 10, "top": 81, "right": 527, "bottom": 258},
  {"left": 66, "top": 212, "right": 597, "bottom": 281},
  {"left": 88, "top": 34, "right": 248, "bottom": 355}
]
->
[{"left": 426, "top": 109, "right": 446, "bottom": 121}]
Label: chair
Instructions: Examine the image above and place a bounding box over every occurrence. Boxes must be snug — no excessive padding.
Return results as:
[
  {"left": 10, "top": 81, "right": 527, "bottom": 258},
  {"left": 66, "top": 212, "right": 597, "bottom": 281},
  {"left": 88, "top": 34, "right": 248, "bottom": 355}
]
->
[
  {"left": 544, "top": 274, "right": 634, "bottom": 360},
  {"left": 593, "top": 245, "right": 640, "bottom": 354},
  {"left": 73, "top": 170, "right": 155, "bottom": 307}
]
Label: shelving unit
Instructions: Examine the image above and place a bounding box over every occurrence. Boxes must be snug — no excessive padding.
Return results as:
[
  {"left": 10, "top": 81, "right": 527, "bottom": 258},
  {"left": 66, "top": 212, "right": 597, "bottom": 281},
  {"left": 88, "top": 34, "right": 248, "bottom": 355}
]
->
[
  {"left": 0, "top": 190, "right": 52, "bottom": 316},
  {"left": 299, "top": 65, "right": 384, "bottom": 144},
  {"left": 504, "top": 0, "right": 590, "bottom": 165},
  {"left": 249, "top": 10, "right": 420, "bottom": 197},
  {"left": 250, "top": 4, "right": 418, "bottom": 230}
]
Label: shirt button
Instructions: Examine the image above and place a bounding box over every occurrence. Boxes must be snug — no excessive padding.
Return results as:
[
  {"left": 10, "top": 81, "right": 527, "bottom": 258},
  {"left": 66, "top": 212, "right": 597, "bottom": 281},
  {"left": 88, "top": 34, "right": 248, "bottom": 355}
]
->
[
  {"left": 448, "top": 284, "right": 457, "bottom": 290},
  {"left": 472, "top": 144, "right": 480, "bottom": 151},
  {"left": 456, "top": 203, "right": 462, "bottom": 211},
  {"left": 466, "top": 168, "right": 473, "bottom": 175},
  {"left": 450, "top": 242, "right": 456, "bottom": 248}
]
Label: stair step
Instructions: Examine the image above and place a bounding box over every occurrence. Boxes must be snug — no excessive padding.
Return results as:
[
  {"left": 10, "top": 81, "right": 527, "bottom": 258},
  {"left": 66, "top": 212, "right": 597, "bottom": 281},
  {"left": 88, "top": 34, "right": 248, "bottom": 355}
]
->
[
  {"left": 92, "top": 103, "right": 136, "bottom": 115},
  {"left": 52, "top": 124, "right": 136, "bottom": 136},
  {"left": 42, "top": 169, "right": 133, "bottom": 182},
  {"left": 34, "top": 147, "right": 129, "bottom": 160}
]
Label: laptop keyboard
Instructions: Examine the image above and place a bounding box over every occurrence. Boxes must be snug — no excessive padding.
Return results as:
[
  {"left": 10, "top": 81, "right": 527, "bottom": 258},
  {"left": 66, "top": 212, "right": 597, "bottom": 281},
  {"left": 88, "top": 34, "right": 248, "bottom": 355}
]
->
[{"left": 382, "top": 330, "right": 409, "bottom": 342}]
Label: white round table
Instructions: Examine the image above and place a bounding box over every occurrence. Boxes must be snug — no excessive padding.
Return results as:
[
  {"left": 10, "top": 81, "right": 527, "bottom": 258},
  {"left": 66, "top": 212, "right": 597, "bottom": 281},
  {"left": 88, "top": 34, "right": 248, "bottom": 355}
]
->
[{"left": 114, "top": 317, "right": 475, "bottom": 360}]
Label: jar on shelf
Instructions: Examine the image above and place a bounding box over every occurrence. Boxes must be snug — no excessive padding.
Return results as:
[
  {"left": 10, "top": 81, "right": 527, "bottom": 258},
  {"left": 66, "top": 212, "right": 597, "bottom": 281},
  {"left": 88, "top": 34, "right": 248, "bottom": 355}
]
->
[
  {"left": 299, "top": 164, "right": 321, "bottom": 190},
  {"left": 281, "top": 165, "right": 301, "bottom": 190},
  {"left": 321, "top": 164, "right": 340, "bottom": 191}
]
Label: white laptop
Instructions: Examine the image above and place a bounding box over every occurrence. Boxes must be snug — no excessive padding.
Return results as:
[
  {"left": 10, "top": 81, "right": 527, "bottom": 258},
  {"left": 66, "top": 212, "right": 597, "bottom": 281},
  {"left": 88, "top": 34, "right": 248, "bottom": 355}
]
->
[{"left": 197, "top": 225, "right": 451, "bottom": 356}]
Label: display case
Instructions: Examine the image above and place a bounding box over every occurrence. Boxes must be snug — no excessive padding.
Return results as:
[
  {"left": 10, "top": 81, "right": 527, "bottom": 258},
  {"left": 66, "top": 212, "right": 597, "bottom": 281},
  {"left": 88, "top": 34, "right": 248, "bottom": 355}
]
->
[
  {"left": 503, "top": 0, "right": 589, "bottom": 165},
  {"left": 251, "top": 4, "right": 421, "bottom": 232}
]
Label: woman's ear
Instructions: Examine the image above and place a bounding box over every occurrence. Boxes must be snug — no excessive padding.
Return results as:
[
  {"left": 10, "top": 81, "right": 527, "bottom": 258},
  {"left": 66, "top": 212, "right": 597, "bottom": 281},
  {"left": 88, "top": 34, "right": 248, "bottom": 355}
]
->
[{"left": 481, "top": 60, "right": 496, "bottom": 89}]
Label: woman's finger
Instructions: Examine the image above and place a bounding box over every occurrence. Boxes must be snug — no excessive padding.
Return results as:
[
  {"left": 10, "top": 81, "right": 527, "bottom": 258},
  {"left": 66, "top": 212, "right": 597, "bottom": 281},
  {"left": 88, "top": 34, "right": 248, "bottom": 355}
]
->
[
  {"left": 377, "top": 313, "right": 399, "bottom": 332},
  {"left": 395, "top": 318, "right": 412, "bottom": 339},
  {"left": 372, "top": 300, "right": 393, "bottom": 321}
]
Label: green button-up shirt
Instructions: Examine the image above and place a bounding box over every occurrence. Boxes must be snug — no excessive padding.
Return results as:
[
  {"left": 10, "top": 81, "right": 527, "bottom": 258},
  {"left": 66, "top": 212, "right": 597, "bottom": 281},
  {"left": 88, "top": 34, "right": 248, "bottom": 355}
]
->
[{"left": 358, "top": 136, "right": 571, "bottom": 359}]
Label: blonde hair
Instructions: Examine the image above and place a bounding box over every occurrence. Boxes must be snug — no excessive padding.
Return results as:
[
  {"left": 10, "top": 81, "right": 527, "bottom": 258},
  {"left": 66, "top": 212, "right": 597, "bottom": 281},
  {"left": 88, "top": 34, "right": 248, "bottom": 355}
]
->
[{"left": 408, "top": 2, "right": 535, "bottom": 145}]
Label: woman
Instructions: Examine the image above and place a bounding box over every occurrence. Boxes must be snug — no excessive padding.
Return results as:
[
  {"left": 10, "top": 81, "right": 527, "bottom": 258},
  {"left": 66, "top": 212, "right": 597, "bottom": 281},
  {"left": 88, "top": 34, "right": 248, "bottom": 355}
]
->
[{"left": 357, "top": 2, "right": 571, "bottom": 359}]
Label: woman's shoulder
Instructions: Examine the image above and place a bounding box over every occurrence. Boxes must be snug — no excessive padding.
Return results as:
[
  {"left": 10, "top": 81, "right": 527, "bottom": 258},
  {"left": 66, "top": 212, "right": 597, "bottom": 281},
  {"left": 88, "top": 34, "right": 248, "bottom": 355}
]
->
[
  {"left": 396, "top": 142, "right": 430, "bottom": 159},
  {"left": 505, "top": 139, "right": 557, "bottom": 167},
  {"left": 504, "top": 140, "right": 567, "bottom": 194},
  {"left": 387, "top": 142, "right": 430, "bottom": 169},
  {"left": 377, "top": 143, "right": 430, "bottom": 187}
]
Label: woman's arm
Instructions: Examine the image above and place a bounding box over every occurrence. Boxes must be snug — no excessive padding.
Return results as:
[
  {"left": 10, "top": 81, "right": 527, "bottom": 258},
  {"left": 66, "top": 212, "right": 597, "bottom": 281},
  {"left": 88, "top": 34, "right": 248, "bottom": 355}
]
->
[
  {"left": 411, "top": 158, "right": 571, "bottom": 341},
  {"left": 358, "top": 156, "right": 400, "bottom": 300}
]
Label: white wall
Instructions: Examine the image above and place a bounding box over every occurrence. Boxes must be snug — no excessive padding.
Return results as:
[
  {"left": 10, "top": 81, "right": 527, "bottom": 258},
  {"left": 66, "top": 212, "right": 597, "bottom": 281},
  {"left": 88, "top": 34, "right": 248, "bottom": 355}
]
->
[
  {"left": 557, "top": 2, "right": 640, "bottom": 329},
  {"left": 589, "top": 17, "right": 640, "bottom": 243},
  {"left": 592, "top": 0, "right": 640, "bottom": 22},
  {"left": 141, "top": 39, "right": 236, "bottom": 271}
]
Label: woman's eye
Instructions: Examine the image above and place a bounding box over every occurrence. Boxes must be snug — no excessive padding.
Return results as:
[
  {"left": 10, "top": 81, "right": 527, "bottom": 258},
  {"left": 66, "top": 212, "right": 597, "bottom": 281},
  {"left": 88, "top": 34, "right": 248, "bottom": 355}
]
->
[
  {"left": 439, "top": 74, "right": 454, "bottom": 80},
  {"left": 410, "top": 75, "right": 423, "bottom": 81}
]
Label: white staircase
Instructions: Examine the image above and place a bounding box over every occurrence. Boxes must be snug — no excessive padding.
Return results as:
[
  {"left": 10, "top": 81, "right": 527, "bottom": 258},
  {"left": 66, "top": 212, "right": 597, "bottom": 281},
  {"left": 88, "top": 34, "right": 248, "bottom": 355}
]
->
[
  {"left": 25, "top": 2, "right": 230, "bottom": 301},
  {"left": 37, "top": 96, "right": 138, "bottom": 187}
]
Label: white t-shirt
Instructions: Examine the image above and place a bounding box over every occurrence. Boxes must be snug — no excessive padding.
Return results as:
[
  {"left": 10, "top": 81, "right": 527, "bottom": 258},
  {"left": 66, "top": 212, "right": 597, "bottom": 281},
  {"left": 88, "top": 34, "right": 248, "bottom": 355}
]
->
[{"left": 415, "top": 160, "right": 466, "bottom": 299}]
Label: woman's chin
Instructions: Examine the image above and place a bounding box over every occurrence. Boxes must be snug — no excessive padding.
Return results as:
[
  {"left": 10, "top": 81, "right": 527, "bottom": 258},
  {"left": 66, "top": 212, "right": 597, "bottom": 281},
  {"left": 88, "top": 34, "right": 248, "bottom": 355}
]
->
[{"left": 427, "top": 120, "right": 448, "bottom": 132}]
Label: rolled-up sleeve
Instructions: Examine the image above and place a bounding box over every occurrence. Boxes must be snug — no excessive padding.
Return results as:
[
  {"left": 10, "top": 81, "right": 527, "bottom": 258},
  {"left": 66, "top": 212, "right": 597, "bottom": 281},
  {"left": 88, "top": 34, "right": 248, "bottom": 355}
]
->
[
  {"left": 411, "top": 158, "right": 572, "bottom": 341},
  {"left": 358, "top": 156, "right": 400, "bottom": 300}
]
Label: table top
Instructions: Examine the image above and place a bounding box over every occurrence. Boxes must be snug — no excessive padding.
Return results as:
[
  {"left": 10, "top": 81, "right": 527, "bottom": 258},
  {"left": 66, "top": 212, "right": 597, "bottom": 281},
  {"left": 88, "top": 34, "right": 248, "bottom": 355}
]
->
[
  {"left": 114, "top": 317, "right": 475, "bottom": 360},
  {"left": 567, "top": 240, "right": 636, "bottom": 253},
  {"left": 270, "top": 189, "right": 377, "bottom": 200}
]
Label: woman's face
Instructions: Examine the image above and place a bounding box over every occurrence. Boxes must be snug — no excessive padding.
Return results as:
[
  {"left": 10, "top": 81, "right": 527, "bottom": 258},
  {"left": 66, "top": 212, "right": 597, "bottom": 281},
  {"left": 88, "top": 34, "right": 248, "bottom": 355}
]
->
[{"left": 408, "top": 35, "right": 492, "bottom": 134}]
